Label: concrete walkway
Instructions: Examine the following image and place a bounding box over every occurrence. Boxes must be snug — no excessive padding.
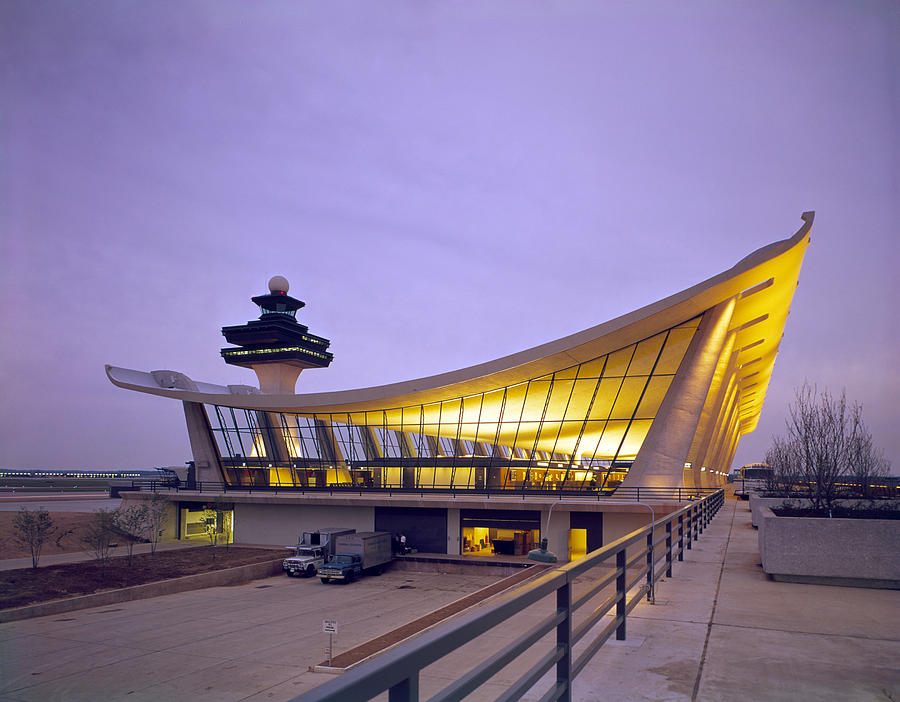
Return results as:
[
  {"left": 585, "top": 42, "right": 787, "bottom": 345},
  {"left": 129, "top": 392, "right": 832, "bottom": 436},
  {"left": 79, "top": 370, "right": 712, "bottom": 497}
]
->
[{"left": 568, "top": 495, "right": 900, "bottom": 701}]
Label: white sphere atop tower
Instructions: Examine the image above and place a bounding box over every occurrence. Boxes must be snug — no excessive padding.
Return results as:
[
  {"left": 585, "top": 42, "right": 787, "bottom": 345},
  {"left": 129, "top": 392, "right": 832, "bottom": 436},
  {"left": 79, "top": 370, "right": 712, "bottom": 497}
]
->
[{"left": 268, "top": 275, "right": 290, "bottom": 294}]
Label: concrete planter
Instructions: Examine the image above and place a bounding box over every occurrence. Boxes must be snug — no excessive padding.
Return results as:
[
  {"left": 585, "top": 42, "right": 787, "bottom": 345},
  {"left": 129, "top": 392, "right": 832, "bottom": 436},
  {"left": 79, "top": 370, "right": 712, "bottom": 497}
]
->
[
  {"left": 748, "top": 495, "right": 806, "bottom": 528},
  {"left": 758, "top": 506, "right": 900, "bottom": 589},
  {"left": 750, "top": 495, "right": 900, "bottom": 529}
]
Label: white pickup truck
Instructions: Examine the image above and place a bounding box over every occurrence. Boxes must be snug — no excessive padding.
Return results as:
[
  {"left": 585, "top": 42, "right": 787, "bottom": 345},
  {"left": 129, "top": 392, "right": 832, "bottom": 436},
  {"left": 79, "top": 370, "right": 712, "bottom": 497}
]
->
[{"left": 282, "top": 545, "right": 327, "bottom": 577}]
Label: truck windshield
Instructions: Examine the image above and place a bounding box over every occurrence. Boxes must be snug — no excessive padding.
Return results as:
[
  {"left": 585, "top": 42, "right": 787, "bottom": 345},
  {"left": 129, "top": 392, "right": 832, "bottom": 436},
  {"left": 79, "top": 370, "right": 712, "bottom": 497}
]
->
[
  {"left": 297, "top": 549, "right": 318, "bottom": 557},
  {"left": 333, "top": 555, "right": 353, "bottom": 563}
]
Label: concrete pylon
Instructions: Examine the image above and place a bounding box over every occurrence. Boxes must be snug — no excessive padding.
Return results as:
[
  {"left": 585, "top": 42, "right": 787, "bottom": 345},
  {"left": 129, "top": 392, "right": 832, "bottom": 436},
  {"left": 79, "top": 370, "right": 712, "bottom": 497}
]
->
[{"left": 621, "top": 298, "right": 736, "bottom": 488}]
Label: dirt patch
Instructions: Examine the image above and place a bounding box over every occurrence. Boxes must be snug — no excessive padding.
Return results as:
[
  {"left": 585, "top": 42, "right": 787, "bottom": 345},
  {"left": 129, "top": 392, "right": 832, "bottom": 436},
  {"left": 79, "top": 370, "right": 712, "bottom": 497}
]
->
[
  {"left": 0, "top": 546, "right": 283, "bottom": 610},
  {"left": 0, "top": 511, "right": 106, "bottom": 559}
]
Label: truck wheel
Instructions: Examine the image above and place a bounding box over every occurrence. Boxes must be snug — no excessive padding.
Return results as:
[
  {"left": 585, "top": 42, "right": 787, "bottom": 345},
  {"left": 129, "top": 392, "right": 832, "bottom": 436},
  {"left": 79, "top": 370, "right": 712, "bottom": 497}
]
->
[
  {"left": 306, "top": 564, "right": 316, "bottom": 577},
  {"left": 285, "top": 571, "right": 294, "bottom": 577},
  {"left": 320, "top": 578, "right": 330, "bottom": 584},
  {"left": 346, "top": 571, "right": 355, "bottom": 583}
]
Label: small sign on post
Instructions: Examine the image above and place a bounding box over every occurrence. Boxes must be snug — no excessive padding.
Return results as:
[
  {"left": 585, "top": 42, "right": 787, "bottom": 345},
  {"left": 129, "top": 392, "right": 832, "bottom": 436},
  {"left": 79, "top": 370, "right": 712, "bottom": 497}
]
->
[{"left": 323, "top": 619, "right": 338, "bottom": 666}]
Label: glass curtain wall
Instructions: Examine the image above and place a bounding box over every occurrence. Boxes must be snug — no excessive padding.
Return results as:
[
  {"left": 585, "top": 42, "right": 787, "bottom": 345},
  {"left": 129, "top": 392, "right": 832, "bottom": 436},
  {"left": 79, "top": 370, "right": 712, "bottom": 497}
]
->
[{"left": 207, "top": 317, "right": 700, "bottom": 492}]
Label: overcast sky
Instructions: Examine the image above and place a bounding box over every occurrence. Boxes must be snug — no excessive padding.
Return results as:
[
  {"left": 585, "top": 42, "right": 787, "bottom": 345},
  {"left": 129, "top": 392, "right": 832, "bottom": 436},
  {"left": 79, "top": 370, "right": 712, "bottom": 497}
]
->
[{"left": 1, "top": 1, "right": 897, "bottom": 473}]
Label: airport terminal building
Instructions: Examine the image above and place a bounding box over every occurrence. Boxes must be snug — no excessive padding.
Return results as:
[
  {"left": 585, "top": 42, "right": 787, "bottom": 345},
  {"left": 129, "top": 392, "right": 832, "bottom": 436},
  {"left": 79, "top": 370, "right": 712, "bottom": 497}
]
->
[{"left": 107, "top": 213, "right": 812, "bottom": 558}]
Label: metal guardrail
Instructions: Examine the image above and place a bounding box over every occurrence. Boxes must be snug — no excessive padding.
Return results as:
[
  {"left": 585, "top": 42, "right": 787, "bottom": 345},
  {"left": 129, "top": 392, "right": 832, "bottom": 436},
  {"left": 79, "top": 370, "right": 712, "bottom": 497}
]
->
[
  {"left": 132, "top": 480, "right": 720, "bottom": 502},
  {"left": 290, "top": 489, "right": 725, "bottom": 702}
]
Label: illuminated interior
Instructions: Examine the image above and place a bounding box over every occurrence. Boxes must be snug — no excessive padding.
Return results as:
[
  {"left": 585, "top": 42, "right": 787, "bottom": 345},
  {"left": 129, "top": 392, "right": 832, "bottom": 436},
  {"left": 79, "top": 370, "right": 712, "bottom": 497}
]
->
[
  {"left": 461, "top": 527, "right": 539, "bottom": 556},
  {"left": 181, "top": 506, "right": 234, "bottom": 544},
  {"left": 205, "top": 318, "right": 700, "bottom": 491}
]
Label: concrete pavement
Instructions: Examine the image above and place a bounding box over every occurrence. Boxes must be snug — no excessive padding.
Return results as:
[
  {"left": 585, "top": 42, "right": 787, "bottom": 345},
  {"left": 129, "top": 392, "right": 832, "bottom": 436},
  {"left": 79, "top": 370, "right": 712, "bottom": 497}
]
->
[{"left": 2, "top": 494, "right": 898, "bottom": 701}]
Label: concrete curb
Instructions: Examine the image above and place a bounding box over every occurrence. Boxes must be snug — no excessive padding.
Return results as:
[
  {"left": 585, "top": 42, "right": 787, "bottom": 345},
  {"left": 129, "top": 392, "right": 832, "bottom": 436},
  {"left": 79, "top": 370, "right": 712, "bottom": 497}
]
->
[{"left": 0, "top": 558, "right": 284, "bottom": 623}]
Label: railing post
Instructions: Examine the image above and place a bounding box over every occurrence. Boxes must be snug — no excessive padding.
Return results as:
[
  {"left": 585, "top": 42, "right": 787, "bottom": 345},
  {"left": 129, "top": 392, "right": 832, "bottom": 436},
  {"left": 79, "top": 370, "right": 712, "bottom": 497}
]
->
[
  {"left": 677, "top": 514, "right": 684, "bottom": 561},
  {"left": 389, "top": 675, "right": 418, "bottom": 702},
  {"left": 665, "top": 520, "right": 673, "bottom": 577},
  {"left": 646, "top": 530, "right": 654, "bottom": 602},
  {"left": 556, "top": 577, "right": 573, "bottom": 701},
  {"left": 686, "top": 509, "right": 693, "bottom": 550},
  {"left": 616, "top": 548, "right": 627, "bottom": 640}
]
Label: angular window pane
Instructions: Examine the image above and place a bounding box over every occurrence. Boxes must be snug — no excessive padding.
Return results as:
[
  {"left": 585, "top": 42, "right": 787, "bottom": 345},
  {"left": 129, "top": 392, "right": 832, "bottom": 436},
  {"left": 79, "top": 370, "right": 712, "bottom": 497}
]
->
[
  {"left": 593, "top": 420, "right": 629, "bottom": 459},
  {"left": 545, "top": 379, "right": 575, "bottom": 422},
  {"left": 610, "top": 376, "right": 648, "bottom": 420},
  {"left": 604, "top": 346, "right": 635, "bottom": 377},
  {"left": 478, "top": 388, "right": 506, "bottom": 425},
  {"left": 627, "top": 333, "right": 666, "bottom": 376},
  {"left": 576, "top": 354, "right": 608, "bottom": 379},
  {"left": 588, "top": 377, "right": 625, "bottom": 420},
  {"left": 618, "top": 419, "right": 653, "bottom": 459},
  {"left": 553, "top": 365, "right": 579, "bottom": 380},
  {"left": 635, "top": 375, "right": 673, "bottom": 418},
  {"left": 521, "top": 381, "right": 552, "bottom": 424},
  {"left": 654, "top": 326, "right": 697, "bottom": 375}
]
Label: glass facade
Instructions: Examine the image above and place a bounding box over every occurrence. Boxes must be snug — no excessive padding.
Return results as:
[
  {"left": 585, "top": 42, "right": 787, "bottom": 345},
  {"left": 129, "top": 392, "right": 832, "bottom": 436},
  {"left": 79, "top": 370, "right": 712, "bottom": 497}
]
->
[{"left": 206, "top": 317, "right": 701, "bottom": 492}]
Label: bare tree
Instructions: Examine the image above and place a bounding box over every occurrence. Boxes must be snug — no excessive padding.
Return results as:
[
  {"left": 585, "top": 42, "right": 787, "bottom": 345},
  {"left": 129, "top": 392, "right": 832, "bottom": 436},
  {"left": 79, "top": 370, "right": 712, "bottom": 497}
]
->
[
  {"left": 12, "top": 507, "right": 56, "bottom": 568},
  {"left": 201, "top": 498, "right": 233, "bottom": 561},
  {"left": 847, "top": 428, "right": 890, "bottom": 499},
  {"left": 765, "top": 436, "right": 800, "bottom": 495},
  {"left": 82, "top": 508, "right": 117, "bottom": 575},
  {"left": 145, "top": 493, "right": 169, "bottom": 554},
  {"left": 768, "top": 383, "right": 890, "bottom": 513},
  {"left": 112, "top": 503, "right": 149, "bottom": 567}
]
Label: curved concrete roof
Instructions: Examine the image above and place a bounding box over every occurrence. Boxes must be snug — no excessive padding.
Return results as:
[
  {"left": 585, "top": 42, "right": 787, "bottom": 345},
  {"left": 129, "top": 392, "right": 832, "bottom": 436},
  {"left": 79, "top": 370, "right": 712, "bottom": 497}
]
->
[{"left": 107, "top": 212, "right": 813, "bottom": 426}]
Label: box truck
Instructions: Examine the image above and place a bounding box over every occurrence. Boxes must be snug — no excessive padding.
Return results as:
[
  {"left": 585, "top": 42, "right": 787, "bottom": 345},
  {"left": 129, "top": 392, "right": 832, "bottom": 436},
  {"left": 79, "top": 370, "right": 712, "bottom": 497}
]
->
[{"left": 318, "top": 531, "right": 392, "bottom": 583}]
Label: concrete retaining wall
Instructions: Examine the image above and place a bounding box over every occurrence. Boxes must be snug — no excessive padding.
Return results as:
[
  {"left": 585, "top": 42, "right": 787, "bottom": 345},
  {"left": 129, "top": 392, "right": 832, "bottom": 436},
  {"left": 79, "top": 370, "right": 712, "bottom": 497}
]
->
[
  {"left": 758, "top": 507, "right": 900, "bottom": 589},
  {"left": 0, "top": 558, "right": 284, "bottom": 623}
]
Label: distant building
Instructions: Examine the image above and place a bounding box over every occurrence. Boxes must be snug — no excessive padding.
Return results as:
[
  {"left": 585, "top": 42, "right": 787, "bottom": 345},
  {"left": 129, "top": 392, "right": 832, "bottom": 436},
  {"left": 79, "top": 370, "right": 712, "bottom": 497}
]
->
[{"left": 107, "top": 213, "right": 812, "bottom": 558}]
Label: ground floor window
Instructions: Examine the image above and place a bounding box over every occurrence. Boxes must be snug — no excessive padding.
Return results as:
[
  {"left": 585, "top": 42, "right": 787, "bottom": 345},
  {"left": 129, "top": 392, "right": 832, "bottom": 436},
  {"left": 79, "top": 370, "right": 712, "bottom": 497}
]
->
[
  {"left": 461, "top": 526, "right": 538, "bottom": 556},
  {"left": 460, "top": 509, "right": 541, "bottom": 557},
  {"left": 180, "top": 503, "right": 234, "bottom": 544}
]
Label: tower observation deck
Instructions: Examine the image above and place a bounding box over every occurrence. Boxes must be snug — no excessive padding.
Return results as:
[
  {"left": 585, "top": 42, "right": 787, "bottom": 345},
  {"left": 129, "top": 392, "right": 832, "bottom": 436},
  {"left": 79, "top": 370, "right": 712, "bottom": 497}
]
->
[{"left": 220, "top": 276, "right": 333, "bottom": 393}]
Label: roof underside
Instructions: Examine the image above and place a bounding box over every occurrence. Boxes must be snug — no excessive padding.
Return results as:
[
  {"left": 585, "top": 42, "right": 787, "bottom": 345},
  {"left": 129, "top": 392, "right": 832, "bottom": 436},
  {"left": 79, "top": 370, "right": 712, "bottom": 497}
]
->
[{"left": 107, "top": 212, "right": 813, "bottom": 442}]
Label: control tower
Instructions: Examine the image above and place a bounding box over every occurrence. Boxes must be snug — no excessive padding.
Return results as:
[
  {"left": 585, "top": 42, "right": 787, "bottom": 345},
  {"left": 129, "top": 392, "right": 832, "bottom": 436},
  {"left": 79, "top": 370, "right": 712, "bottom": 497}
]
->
[{"left": 220, "top": 276, "right": 333, "bottom": 393}]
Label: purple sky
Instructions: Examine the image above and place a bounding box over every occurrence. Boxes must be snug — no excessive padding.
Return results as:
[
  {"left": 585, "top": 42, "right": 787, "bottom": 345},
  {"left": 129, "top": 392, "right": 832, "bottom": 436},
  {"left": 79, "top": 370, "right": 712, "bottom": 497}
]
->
[{"left": 2, "top": 2, "right": 897, "bottom": 473}]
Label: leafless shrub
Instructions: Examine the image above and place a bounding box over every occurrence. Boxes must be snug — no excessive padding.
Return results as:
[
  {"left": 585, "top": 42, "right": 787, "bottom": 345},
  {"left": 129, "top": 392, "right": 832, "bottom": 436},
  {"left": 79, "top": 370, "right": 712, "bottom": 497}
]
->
[
  {"left": 112, "top": 503, "right": 149, "bottom": 567},
  {"left": 13, "top": 507, "right": 56, "bottom": 568},
  {"left": 767, "top": 382, "right": 891, "bottom": 513},
  {"left": 82, "top": 508, "right": 117, "bottom": 575},
  {"left": 146, "top": 493, "right": 169, "bottom": 555}
]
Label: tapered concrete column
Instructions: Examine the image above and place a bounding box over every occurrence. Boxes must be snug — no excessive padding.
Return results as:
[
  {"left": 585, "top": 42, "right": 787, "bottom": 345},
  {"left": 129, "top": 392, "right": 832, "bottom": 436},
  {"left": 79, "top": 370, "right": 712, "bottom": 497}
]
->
[
  {"left": 250, "top": 363, "right": 302, "bottom": 394},
  {"left": 621, "top": 298, "right": 736, "bottom": 488},
  {"left": 686, "top": 332, "right": 738, "bottom": 489},
  {"left": 182, "top": 401, "right": 221, "bottom": 484}
]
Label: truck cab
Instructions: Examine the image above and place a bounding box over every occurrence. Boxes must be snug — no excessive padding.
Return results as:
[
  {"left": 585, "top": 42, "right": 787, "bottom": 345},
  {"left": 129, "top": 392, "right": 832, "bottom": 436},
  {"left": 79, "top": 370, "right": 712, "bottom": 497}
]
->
[
  {"left": 283, "top": 545, "right": 327, "bottom": 577},
  {"left": 318, "top": 553, "right": 363, "bottom": 583}
]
